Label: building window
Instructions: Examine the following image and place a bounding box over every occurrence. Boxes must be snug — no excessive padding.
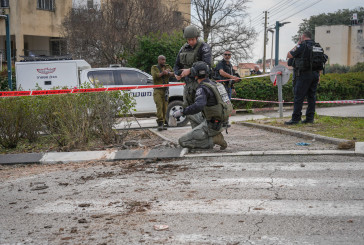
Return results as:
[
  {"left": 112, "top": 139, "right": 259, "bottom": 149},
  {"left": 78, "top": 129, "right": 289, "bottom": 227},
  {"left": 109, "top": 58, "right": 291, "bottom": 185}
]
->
[
  {"left": 50, "top": 38, "right": 67, "bottom": 56},
  {"left": 358, "top": 30, "right": 363, "bottom": 34},
  {"left": 37, "top": 0, "right": 55, "bottom": 11},
  {"left": 1, "top": 0, "right": 9, "bottom": 7},
  {"left": 326, "top": 47, "right": 330, "bottom": 51},
  {"left": 87, "top": 0, "right": 94, "bottom": 9},
  {"left": 326, "top": 30, "right": 330, "bottom": 34}
]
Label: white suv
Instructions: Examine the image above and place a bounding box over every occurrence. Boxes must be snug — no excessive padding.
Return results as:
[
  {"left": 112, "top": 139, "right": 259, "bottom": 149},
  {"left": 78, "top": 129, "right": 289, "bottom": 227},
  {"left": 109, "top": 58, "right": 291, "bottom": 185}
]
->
[{"left": 80, "top": 67, "right": 188, "bottom": 126}]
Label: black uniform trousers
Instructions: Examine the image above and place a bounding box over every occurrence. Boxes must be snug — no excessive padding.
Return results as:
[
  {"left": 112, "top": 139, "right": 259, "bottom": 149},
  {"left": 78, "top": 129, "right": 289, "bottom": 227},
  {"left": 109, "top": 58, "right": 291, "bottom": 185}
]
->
[{"left": 292, "top": 70, "right": 319, "bottom": 122}]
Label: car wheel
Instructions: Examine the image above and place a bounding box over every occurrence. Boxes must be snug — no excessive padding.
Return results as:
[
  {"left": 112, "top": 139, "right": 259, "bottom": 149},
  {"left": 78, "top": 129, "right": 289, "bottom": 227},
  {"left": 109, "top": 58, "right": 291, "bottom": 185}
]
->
[{"left": 166, "top": 100, "right": 189, "bottom": 127}]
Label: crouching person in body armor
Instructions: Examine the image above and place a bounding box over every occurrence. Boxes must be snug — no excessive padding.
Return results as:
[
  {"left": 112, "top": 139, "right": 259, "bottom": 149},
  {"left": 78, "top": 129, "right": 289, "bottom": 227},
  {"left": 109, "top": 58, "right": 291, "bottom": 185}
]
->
[
  {"left": 172, "top": 61, "right": 233, "bottom": 150},
  {"left": 174, "top": 25, "right": 212, "bottom": 128}
]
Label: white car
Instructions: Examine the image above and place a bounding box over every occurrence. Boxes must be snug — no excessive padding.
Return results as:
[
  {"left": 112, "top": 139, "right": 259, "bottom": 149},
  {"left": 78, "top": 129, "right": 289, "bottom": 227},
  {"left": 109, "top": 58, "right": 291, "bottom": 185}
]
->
[{"left": 80, "top": 67, "right": 188, "bottom": 126}]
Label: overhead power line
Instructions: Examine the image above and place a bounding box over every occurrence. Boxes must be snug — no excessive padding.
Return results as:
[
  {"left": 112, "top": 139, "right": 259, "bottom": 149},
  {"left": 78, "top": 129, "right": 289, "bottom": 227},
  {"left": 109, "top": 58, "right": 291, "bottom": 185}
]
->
[
  {"left": 280, "top": 0, "right": 323, "bottom": 22},
  {"left": 269, "top": 0, "right": 302, "bottom": 19},
  {"left": 267, "top": 0, "right": 292, "bottom": 14}
]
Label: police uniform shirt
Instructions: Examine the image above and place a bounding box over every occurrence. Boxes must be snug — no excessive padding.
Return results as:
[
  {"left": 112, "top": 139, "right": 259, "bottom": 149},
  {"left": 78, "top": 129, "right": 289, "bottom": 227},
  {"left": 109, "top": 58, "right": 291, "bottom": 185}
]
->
[
  {"left": 290, "top": 40, "right": 315, "bottom": 59},
  {"left": 182, "top": 79, "right": 217, "bottom": 115},
  {"left": 173, "top": 42, "right": 212, "bottom": 74}
]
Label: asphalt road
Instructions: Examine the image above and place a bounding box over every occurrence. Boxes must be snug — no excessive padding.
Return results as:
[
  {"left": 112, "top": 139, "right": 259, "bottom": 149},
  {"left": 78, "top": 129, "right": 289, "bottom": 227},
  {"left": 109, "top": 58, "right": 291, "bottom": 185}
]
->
[{"left": 1, "top": 154, "right": 363, "bottom": 244}]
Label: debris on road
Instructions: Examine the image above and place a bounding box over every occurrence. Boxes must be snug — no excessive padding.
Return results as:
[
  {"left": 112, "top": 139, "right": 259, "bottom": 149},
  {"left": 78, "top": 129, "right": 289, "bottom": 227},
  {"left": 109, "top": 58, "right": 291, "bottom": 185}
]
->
[{"left": 154, "top": 225, "right": 169, "bottom": 231}]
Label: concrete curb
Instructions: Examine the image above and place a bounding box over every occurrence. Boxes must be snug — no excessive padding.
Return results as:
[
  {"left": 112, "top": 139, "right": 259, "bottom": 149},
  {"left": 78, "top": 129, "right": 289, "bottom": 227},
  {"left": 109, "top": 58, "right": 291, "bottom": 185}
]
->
[
  {"left": 239, "top": 122, "right": 350, "bottom": 145},
  {"left": 0, "top": 148, "right": 184, "bottom": 166}
]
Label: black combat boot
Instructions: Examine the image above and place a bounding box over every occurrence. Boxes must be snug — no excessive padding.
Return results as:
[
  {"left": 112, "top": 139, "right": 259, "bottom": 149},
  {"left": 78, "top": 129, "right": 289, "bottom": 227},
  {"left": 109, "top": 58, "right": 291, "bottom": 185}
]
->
[
  {"left": 157, "top": 122, "right": 163, "bottom": 131},
  {"left": 163, "top": 121, "right": 168, "bottom": 130}
]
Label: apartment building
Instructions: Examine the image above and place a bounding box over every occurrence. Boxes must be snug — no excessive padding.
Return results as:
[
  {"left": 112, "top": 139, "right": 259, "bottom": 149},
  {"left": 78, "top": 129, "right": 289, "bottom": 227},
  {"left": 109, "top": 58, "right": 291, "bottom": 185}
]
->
[
  {"left": 315, "top": 24, "right": 364, "bottom": 66},
  {"left": 0, "top": 0, "right": 190, "bottom": 62}
]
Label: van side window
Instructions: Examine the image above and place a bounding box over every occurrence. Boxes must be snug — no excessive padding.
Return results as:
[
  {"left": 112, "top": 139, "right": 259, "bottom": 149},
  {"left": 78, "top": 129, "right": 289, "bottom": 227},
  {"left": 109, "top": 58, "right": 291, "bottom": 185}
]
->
[
  {"left": 118, "top": 70, "right": 147, "bottom": 85},
  {"left": 88, "top": 71, "right": 117, "bottom": 86}
]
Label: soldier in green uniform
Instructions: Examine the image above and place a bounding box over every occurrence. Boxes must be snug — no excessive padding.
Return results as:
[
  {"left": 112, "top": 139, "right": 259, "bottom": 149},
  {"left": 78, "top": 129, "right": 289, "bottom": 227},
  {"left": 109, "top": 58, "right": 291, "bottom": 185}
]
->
[
  {"left": 151, "top": 55, "right": 174, "bottom": 131},
  {"left": 172, "top": 61, "right": 232, "bottom": 150},
  {"left": 174, "top": 25, "right": 212, "bottom": 128}
]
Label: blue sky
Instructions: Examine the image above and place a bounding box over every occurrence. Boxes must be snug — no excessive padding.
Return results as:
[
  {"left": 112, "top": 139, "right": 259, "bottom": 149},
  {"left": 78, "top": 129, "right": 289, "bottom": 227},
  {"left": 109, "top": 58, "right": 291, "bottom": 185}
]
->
[{"left": 246, "top": 0, "right": 363, "bottom": 63}]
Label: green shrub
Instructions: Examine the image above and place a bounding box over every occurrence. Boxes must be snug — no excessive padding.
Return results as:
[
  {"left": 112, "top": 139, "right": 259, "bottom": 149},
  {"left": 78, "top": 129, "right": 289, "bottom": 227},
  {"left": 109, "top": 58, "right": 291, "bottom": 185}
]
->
[
  {"left": 0, "top": 91, "right": 135, "bottom": 150},
  {"left": 233, "top": 72, "right": 364, "bottom": 109},
  {"left": 325, "top": 64, "right": 350, "bottom": 74},
  {"left": 0, "top": 96, "right": 41, "bottom": 148},
  {"left": 128, "top": 31, "right": 186, "bottom": 73},
  {"left": 233, "top": 75, "right": 294, "bottom": 109},
  {"left": 349, "top": 62, "right": 364, "bottom": 73},
  {"left": 0, "top": 68, "right": 16, "bottom": 91}
]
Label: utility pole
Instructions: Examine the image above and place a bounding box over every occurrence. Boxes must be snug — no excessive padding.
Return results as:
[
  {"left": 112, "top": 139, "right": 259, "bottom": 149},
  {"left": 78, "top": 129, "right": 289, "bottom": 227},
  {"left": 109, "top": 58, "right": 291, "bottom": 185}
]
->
[
  {"left": 274, "top": 21, "right": 290, "bottom": 118},
  {"left": 0, "top": 14, "right": 12, "bottom": 90},
  {"left": 268, "top": 28, "right": 274, "bottom": 71},
  {"left": 262, "top": 11, "right": 268, "bottom": 74}
]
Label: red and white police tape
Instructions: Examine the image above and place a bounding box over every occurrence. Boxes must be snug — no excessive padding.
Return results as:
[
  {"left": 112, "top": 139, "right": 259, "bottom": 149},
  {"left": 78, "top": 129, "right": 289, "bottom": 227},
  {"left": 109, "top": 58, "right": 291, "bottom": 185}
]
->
[
  {"left": 0, "top": 83, "right": 185, "bottom": 97},
  {"left": 1, "top": 74, "right": 363, "bottom": 104},
  {"left": 0, "top": 72, "right": 280, "bottom": 98},
  {"left": 231, "top": 98, "right": 364, "bottom": 104}
]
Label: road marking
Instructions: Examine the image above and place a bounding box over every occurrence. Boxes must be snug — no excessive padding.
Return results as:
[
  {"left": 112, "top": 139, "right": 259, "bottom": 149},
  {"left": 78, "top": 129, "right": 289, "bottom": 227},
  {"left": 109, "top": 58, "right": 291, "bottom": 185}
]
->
[
  {"left": 150, "top": 199, "right": 364, "bottom": 217},
  {"left": 94, "top": 176, "right": 364, "bottom": 189},
  {"left": 31, "top": 199, "right": 364, "bottom": 217},
  {"left": 190, "top": 161, "right": 364, "bottom": 171}
]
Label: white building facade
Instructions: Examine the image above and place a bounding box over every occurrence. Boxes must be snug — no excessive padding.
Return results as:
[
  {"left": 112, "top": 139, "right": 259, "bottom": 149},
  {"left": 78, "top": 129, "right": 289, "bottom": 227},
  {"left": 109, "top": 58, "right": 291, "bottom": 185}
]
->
[{"left": 315, "top": 24, "right": 364, "bottom": 66}]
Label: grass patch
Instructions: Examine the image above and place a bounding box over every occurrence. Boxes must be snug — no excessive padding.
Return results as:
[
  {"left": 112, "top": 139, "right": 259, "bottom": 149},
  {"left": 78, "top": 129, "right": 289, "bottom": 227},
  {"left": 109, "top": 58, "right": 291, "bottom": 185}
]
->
[{"left": 252, "top": 115, "right": 364, "bottom": 141}]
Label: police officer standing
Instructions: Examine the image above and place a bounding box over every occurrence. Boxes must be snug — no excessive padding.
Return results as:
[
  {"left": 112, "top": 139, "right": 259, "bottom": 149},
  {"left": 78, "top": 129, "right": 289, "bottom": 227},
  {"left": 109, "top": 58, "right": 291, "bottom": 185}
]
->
[
  {"left": 285, "top": 31, "right": 320, "bottom": 125},
  {"left": 215, "top": 50, "right": 240, "bottom": 99},
  {"left": 174, "top": 25, "right": 212, "bottom": 128},
  {"left": 172, "top": 61, "right": 231, "bottom": 150},
  {"left": 151, "top": 55, "right": 174, "bottom": 131}
]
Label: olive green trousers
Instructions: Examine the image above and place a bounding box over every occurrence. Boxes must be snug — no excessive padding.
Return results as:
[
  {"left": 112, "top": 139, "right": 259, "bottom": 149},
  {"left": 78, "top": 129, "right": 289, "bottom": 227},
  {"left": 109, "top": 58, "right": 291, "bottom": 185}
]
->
[{"left": 153, "top": 89, "right": 168, "bottom": 123}]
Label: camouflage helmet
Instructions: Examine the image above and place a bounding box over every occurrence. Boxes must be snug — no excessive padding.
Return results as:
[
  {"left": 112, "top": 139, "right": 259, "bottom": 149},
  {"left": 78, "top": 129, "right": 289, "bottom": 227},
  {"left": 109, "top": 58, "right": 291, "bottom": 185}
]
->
[
  {"left": 183, "top": 25, "right": 200, "bottom": 39},
  {"left": 191, "top": 61, "right": 209, "bottom": 78}
]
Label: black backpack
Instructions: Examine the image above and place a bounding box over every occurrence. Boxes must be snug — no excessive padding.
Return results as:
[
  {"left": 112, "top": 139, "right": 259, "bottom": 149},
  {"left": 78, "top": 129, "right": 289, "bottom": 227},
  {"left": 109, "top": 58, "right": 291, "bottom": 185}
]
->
[
  {"left": 211, "top": 66, "right": 222, "bottom": 80},
  {"left": 295, "top": 41, "right": 328, "bottom": 72}
]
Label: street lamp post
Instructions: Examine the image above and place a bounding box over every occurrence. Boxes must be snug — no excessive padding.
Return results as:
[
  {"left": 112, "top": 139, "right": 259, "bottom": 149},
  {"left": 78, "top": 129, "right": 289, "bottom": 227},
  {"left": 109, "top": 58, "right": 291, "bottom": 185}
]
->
[
  {"left": 274, "top": 21, "right": 290, "bottom": 118},
  {"left": 0, "top": 14, "right": 12, "bottom": 90}
]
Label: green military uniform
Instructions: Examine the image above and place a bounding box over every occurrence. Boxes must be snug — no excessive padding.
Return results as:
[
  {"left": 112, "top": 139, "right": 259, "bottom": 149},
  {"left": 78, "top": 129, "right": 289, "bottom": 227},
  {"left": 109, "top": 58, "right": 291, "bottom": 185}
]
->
[
  {"left": 179, "top": 40, "right": 203, "bottom": 107},
  {"left": 151, "top": 64, "right": 172, "bottom": 125}
]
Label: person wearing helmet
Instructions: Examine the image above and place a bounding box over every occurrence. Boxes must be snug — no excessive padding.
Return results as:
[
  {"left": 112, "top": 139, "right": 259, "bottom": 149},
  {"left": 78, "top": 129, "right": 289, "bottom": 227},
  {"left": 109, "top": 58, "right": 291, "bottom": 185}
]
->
[
  {"left": 172, "top": 61, "right": 229, "bottom": 150},
  {"left": 174, "top": 25, "right": 212, "bottom": 128}
]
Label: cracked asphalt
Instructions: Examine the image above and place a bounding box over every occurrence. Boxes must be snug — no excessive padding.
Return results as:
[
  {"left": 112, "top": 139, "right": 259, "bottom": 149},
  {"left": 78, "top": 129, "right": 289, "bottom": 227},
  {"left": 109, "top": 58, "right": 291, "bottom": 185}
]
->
[{"left": 1, "top": 155, "right": 364, "bottom": 244}]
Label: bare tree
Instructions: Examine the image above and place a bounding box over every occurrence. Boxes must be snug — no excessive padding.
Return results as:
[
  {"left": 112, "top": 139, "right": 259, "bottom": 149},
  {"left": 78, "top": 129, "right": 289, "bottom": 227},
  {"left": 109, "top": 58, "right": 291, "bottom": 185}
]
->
[
  {"left": 191, "top": 0, "right": 256, "bottom": 62},
  {"left": 62, "top": 0, "right": 184, "bottom": 67}
]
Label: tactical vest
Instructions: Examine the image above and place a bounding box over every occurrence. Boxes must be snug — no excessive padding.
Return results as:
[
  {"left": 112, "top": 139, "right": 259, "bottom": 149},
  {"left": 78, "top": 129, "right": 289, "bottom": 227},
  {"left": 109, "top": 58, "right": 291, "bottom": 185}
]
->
[
  {"left": 294, "top": 41, "right": 328, "bottom": 72},
  {"left": 179, "top": 41, "right": 203, "bottom": 69},
  {"left": 201, "top": 82, "right": 233, "bottom": 123}
]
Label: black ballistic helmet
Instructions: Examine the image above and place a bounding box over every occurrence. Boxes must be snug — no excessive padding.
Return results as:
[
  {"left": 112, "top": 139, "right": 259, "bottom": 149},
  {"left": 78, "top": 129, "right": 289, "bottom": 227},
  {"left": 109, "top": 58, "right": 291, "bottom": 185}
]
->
[{"left": 191, "top": 61, "right": 209, "bottom": 78}]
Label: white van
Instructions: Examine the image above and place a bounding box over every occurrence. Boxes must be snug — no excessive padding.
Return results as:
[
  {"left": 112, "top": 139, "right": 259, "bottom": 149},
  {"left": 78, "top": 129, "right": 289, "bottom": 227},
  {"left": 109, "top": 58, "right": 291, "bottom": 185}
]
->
[
  {"left": 15, "top": 59, "right": 91, "bottom": 90},
  {"left": 80, "top": 67, "right": 187, "bottom": 126}
]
